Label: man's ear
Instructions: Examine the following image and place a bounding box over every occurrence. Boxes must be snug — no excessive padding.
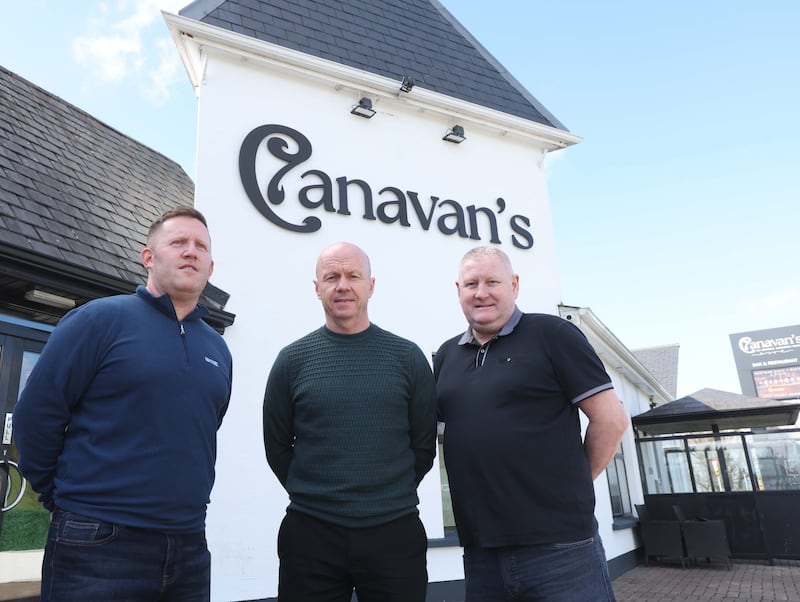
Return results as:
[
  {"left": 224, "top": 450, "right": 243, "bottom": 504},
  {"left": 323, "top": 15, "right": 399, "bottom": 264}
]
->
[{"left": 141, "top": 247, "right": 153, "bottom": 270}]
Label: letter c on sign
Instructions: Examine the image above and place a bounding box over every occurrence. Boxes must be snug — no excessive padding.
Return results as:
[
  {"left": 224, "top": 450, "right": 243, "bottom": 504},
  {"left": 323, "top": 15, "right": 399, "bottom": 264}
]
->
[{"left": 239, "top": 124, "right": 321, "bottom": 233}]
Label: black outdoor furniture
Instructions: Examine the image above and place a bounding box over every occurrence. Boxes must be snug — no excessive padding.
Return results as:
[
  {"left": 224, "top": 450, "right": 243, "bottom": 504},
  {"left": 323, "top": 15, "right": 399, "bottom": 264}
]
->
[
  {"left": 673, "top": 504, "right": 732, "bottom": 568},
  {"left": 636, "top": 504, "right": 687, "bottom": 567}
]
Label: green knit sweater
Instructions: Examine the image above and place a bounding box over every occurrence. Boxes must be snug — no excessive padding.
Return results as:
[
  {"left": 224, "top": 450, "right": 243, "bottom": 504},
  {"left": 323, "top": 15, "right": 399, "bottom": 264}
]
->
[{"left": 263, "top": 324, "right": 437, "bottom": 527}]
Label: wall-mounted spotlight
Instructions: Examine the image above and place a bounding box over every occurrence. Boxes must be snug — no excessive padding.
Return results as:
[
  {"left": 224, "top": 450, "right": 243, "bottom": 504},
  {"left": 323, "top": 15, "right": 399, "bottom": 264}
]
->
[
  {"left": 351, "top": 97, "right": 376, "bottom": 118},
  {"left": 24, "top": 287, "right": 76, "bottom": 309},
  {"left": 443, "top": 124, "right": 466, "bottom": 143},
  {"left": 400, "top": 76, "right": 415, "bottom": 93}
]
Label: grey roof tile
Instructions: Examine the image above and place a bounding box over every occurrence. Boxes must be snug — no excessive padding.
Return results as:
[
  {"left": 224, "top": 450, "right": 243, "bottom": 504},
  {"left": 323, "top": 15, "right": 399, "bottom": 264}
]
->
[
  {"left": 179, "top": 0, "right": 566, "bottom": 129},
  {"left": 633, "top": 344, "right": 681, "bottom": 399},
  {"left": 0, "top": 64, "right": 195, "bottom": 285},
  {"left": 1, "top": 229, "right": 31, "bottom": 250},
  {"left": 27, "top": 238, "right": 65, "bottom": 260}
]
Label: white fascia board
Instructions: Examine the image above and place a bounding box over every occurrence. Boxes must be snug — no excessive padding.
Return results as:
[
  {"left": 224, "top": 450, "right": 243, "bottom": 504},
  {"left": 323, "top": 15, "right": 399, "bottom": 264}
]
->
[
  {"left": 558, "top": 305, "right": 672, "bottom": 403},
  {"left": 163, "top": 11, "right": 582, "bottom": 151}
]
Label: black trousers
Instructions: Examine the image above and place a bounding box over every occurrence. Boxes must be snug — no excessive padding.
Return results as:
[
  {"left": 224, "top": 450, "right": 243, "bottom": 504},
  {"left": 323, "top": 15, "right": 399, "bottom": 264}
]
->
[{"left": 277, "top": 509, "right": 428, "bottom": 602}]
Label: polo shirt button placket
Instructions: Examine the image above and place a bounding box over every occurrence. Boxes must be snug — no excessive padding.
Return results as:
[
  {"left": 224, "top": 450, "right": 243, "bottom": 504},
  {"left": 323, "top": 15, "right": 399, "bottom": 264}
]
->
[{"left": 476, "top": 346, "right": 488, "bottom": 367}]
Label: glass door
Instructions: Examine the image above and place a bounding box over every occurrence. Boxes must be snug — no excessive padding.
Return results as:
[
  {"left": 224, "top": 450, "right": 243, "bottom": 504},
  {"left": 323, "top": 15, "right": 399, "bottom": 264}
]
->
[{"left": 0, "top": 327, "right": 48, "bottom": 552}]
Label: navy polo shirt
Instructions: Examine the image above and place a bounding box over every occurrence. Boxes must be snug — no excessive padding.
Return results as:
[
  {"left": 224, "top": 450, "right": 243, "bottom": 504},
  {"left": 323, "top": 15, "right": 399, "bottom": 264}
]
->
[{"left": 434, "top": 310, "right": 613, "bottom": 548}]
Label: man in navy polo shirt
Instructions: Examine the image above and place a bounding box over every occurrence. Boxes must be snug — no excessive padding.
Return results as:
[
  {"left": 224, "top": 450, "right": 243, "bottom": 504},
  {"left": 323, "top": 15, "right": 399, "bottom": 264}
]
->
[{"left": 434, "top": 245, "right": 629, "bottom": 601}]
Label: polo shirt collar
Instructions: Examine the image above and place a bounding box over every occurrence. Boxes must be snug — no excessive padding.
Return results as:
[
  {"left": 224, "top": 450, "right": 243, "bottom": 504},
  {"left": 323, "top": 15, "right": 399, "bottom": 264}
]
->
[{"left": 458, "top": 306, "right": 523, "bottom": 345}]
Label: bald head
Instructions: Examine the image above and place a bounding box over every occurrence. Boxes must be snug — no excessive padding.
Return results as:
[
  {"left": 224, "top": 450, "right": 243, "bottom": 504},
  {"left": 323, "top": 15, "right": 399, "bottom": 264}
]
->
[
  {"left": 314, "top": 242, "right": 375, "bottom": 334},
  {"left": 316, "top": 242, "right": 371, "bottom": 279}
]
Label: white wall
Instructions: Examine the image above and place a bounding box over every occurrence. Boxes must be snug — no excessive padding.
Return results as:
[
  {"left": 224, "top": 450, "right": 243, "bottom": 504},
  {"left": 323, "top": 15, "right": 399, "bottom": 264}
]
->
[
  {"left": 0, "top": 550, "right": 42, "bottom": 584},
  {"left": 192, "top": 50, "right": 565, "bottom": 601}
]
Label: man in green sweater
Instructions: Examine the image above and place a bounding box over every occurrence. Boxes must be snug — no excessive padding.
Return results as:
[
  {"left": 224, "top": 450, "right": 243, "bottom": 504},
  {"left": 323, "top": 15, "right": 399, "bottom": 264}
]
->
[{"left": 263, "top": 241, "right": 438, "bottom": 602}]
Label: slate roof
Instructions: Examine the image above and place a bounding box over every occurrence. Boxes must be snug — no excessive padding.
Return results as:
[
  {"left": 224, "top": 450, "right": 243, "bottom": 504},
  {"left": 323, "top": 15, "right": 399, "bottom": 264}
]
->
[
  {"left": 633, "top": 344, "right": 680, "bottom": 398},
  {"left": 179, "top": 0, "right": 567, "bottom": 130},
  {"left": 0, "top": 65, "right": 232, "bottom": 329},
  {"left": 632, "top": 388, "right": 800, "bottom": 436}
]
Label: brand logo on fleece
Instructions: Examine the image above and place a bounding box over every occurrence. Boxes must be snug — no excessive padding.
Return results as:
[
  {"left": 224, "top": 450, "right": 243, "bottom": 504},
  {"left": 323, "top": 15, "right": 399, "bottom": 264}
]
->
[{"left": 205, "top": 356, "right": 219, "bottom": 367}]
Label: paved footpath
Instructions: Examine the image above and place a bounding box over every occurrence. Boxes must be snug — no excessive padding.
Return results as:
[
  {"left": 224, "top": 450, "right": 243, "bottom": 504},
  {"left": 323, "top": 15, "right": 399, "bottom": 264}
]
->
[
  {"left": 613, "top": 560, "right": 800, "bottom": 601},
  {"left": 4, "top": 561, "right": 800, "bottom": 601}
]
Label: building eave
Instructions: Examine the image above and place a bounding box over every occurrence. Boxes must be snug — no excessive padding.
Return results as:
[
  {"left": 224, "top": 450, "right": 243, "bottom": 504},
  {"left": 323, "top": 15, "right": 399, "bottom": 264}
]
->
[
  {"left": 163, "top": 11, "right": 582, "bottom": 152},
  {"left": 0, "top": 242, "right": 235, "bottom": 333}
]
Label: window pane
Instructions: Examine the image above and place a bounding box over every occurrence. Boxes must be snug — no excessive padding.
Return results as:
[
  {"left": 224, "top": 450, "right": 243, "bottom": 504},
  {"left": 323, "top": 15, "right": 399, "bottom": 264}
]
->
[
  {"left": 747, "top": 431, "right": 800, "bottom": 490},
  {"left": 722, "top": 443, "right": 753, "bottom": 492},
  {"left": 437, "top": 425, "right": 455, "bottom": 529},
  {"left": 638, "top": 439, "right": 690, "bottom": 494},
  {"left": 686, "top": 435, "right": 751, "bottom": 493},
  {"left": 18, "top": 350, "right": 40, "bottom": 396},
  {"left": 665, "top": 449, "right": 693, "bottom": 493},
  {"left": 615, "top": 456, "right": 632, "bottom": 515},
  {"left": 606, "top": 460, "right": 623, "bottom": 516},
  {"left": 606, "top": 453, "right": 632, "bottom": 517},
  {"left": 438, "top": 448, "right": 455, "bottom": 528}
]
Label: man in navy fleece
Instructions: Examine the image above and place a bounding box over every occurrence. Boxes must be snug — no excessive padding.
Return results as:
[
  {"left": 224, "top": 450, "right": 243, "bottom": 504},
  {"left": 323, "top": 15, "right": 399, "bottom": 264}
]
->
[{"left": 14, "top": 206, "right": 232, "bottom": 601}]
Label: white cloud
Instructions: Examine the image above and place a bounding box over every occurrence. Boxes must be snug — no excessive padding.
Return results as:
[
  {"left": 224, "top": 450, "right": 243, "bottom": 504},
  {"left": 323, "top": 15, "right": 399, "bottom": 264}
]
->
[
  {"left": 144, "top": 37, "right": 183, "bottom": 104},
  {"left": 72, "top": 0, "right": 188, "bottom": 104},
  {"left": 73, "top": 32, "right": 141, "bottom": 82}
]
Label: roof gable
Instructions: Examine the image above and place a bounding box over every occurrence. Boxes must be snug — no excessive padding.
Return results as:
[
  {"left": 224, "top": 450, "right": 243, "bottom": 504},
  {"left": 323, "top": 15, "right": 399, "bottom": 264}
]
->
[{"left": 179, "top": 0, "right": 566, "bottom": 129}]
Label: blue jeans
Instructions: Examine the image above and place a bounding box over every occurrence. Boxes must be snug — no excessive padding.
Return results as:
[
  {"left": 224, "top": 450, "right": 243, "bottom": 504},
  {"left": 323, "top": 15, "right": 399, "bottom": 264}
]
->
[
  {"left": 463, "top": 532, "right": 616, "bottom": 601},
  {"left": 41, "top": 509, "right": 210, "bottom": 601}
]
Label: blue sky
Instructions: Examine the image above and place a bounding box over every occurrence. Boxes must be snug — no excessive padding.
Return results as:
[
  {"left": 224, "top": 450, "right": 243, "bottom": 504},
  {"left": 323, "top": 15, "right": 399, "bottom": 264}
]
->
[{"left": 2, "top": 1, "right": 798, "bottom": 397}]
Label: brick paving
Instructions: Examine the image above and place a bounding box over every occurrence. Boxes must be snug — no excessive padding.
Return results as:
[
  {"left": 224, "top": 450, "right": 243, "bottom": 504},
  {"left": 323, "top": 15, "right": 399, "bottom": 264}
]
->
[
  {"left": 613, "top": 560, "right": 800, "bottom": 601},
  {"left": 4, "top": 561, "right": 800, "bottom": 601}
]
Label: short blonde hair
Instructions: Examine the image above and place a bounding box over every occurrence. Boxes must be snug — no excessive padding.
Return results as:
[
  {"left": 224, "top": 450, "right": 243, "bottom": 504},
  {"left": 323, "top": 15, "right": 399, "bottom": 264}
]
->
[{"left": 460, "top": 246, "right": 513, "bottom": 275}]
